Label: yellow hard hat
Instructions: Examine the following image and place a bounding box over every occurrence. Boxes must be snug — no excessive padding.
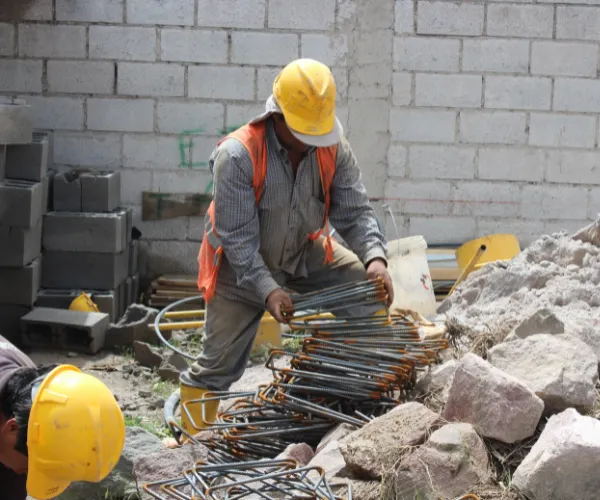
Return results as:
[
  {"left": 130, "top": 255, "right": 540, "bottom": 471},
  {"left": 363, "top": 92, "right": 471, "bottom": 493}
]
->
[
  {"left": 26, "top": 365, "right": 125, "bottom": 500},
  {"left": 272, "top": 58, "right": 343, "bottom": 147},
  {"left": 69, "top": 292, "right": 100, "bottom": 313}
]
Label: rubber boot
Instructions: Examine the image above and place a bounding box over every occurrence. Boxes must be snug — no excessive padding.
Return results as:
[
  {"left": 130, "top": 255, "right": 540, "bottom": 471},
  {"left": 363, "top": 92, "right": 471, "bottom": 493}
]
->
[{"left": 179, "top": 371, "right": 219, "bottom": 432}]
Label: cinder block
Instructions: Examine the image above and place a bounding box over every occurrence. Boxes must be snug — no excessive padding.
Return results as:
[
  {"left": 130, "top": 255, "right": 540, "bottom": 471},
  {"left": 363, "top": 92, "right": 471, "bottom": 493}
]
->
[
  {"left": 124, "top": 207, "right": 133, "bottom": 243},
  {"left": 54, "top": 132, "right": 121, "bottom": 168},
  {"left": 522, "top": 184, "right": 588, "bottom": 220},
  {"left": 160, "top": 29, "right": 228, "bottom": 63},
  {"left": 43, "top": 211, "right": 128, "bottom": 253},
  {"left": 118, "top": 62, "right": 185, "bottom": 97},
  {"left": 479, "top": 148, "right": 548, "bottom": 182},
  {"left": 557, "top": 6, "right": 600, "bottom": 41},
  {"left": 18, "top": 24, "right": 86, "bottom": 58},
  {"left": 384, "top": 179, "right": 452, "bottom": 215},
  {"left": 547, "top": 151, "right": 600, "bottom": 185},
  {"left": 353, "top": 30, "right": 393, "bottom": 65},
  {"left": 123, "top": 135, "right": 179, "bottom": 169},
  {"left": 553, "top": 78, "right": 600, "bottom": 113},
  {"left": 268, "top": 0, "right": 335, "bottom": 29},
  {"left": 0, "top": 257, "right": 41, "bottom": 306},
  {"left": 231, "top": 32, "right": 298, "bottom": 65},
  {"left": 0, "top": 180, "right": 44, "bottom": 228},
  {"left": 44, "top": 171, "right": 53, "bottom": 212},
  {"left": 0, "top": 60, "right": 42, "bottom": 93},
  {"left": 118, "top": 280, "right": 128, "bottom": 320},
  {"left": 80, "top": 170, "right": 121, "bottom": 212},
  {"left": 0, "top": 100, "right": 33, "bottom": 144},
  {"left": 459, "top": 111, "right": 527, "bottom": 145},
  {"left": 89, "top": 26, "right": 155, "bottom": 61},
  {"left": 0, "top": 145, "right": 5, "bottom": 180},
  {"left": 198, "top": 0, "right": 265, "bottom": 28},
  {"left": 91, "top": 290, "right": 119, "bottom": 323},
  {"left": 393, "top": 37, "right": 459, "bottom": 72},
  {"left": 188, "top": 65, "right": 255, "bottom": 100},
  {"left": 36, "top": 289, "right": 79, "bottom": 309},
  {"left": 453, "top": 182, "right": 521, "bottom": 217},
  {"left": 42, "top": 249, "right": 129, "bottom": 290},
  {"left": 47, "top": 61, "right": 114, "bottom": 94},
  {"left": 387, "top": 143, "right": 407, "bottom": 177},
  {"left": 19, "top": 96, "right": 84, "bottom": 131},
  {"left": 393, "top": 72, "right": 411, "bottom": 106},
  {"left": 20, "top": 307, "right": 108, "bottom": 354},
  {"left": 390, "top": 109, "right": 456, "bottom": 143},
  {"left": 125, "top": 277, "right": 133, "bottom": 309},
  {"left": 132, "top": 274, "right": 140, "bottom": 304},
  {"left": 156, "top": 101, "right": 224, "bottom": 135},
  {"left": 5, "top": 132, "right": 48, "bottom": 181},
  {"left": 301, "top": 34, "right": 348, "bottom": 67},
  {"left": 409, "top": 145, "right": 476, "bottom": 180},
  {"left": 417, "top": 1, "right": 484, "bottom": 36},
  {"left": 127, "top": 0, "right": 194, "bottom": 25},
  {"left": 52, "top": 171, "right": 81, "bottom": 211},
  {"left": 129, "top": 240, "right": 139, "bottom": 274},
  {"left": 105, "top": 303, "right": 160, "bottom": 347},
  {"left": 0, "top": 304, "right": 30, "bottom": 346},
  {"left": 529, "top": 113, "right": 596, "bottom": 148},
  {"left": 87, "top": 98, "right": 154, "bottom": 133},
  {"left": 0, "top": 219, "right": 42, "bottom": 267},
  {"left": 409, "top": 216, "right": 476, "bottom": 245},
  {"left": 56, "top": 0, "right": 123, "bottom": 22},
  {"left": 485, "top": 76, "right": 552, "bottom": 111},
  {"left": 487, "top": 4, "right": 554, "bottom": 38},
  {"left": 462, "top": 39, "right": 529, "bottom": 74},
  {"left": 0, "top": 23, "right": 15, "bottom": 56},
  {"left": 257, "top": 67, "right": 281, "bottom": 101},
  {"left": 531, "top": 41, "right": 597, "bottom": 78},
  {"left": 415, "top": 74, "right": 482, "bottom": 108}
]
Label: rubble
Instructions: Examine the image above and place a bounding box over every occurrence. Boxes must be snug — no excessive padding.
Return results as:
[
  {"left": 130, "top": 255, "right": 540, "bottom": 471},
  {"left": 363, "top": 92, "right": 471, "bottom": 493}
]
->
[
  {"left": 443, "top": 353, "right": 544, "bottom": 444},
  {"left": 310, "top": 440, "right": 349, "bottom": 479},
  {"left": 509, "top": 308, "right": 565, "bottom": 340},
  {"left": 488, "top": 334, "right": 598, "bottom": 411},
  {"left": 390, "top": 423, "right": 490, "bottom": 500},
  {"left": 416, "top": 359, "right": 458, "bottom": 395},
  {"left": 316, "top": 423, "right": 357, "bottom": 453},
  {"left": 512, "top": 408, "right": 600, "bottom": 500},
  {"left": 133, "top": 340, "right": 163, "bottom": 369},
  {"left": 276, "top": 442, "right": 315, "bottom": 466},
  {"left": 340, "top": 402, "right": 441, "bottom": 479}
]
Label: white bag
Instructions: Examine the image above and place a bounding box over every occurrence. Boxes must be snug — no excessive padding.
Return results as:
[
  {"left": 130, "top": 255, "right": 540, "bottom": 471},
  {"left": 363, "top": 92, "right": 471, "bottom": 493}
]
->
[{"left": 386, "top": 235, "right": 437, "bottom": 318}]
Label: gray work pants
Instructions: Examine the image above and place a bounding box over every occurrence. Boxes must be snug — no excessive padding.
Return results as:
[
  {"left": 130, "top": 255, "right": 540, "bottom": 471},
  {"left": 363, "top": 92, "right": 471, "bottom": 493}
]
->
[{"left": 188, "top": 239, "right": 379, "bottom": 391}]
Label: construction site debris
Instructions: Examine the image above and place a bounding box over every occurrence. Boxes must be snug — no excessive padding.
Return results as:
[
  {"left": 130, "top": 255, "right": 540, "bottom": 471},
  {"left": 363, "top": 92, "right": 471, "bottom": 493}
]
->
[
  {"left": 443, "top": 353, "right": 544, "bottom": 444},
  {"left": 439, "top": 218, "right": 600, "bottom": 359},
  {"left": 149, "top": 274, "right": 203, "bottom": 309},
  {"left": 510, "top": 308, "right": 565, "bottom": 339},
  {"left": 133, "top": 340, "right": 164, "bottom": 369},
  {"left": 392, "top": 423, "right": 490, "bottom": 500},
  {"left": 416, "top": 358, "right": 458, "bottom": 395},
  {"left": 106, "top": 304, "right": 159, "bottom": 346},
  {"left": 275, "top": 442, "right": 315, "bottom": 466},
  {"left": 310, "top": 439, "right": 349, "bottom": 480},
  {"left": 512, "top": 408, "right": 600, "bottom": 500},
  {"left": 339, "top": 402, "right": 441, "bottom": 480},
  {"left": 316, "top": 423, "right": 357, "bottom": 453},
  {"left": 488, "top": 334, "right": 598, "bottom": 411}
]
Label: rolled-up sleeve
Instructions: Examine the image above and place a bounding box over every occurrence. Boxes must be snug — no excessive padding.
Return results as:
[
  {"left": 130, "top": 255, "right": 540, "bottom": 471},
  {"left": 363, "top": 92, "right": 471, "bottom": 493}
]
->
[
  {"left": 328, "top": 137, "right": 388, "bottom": 266},
  {"left": 211, "top": 142, "right": 279, "bottom": 303}
]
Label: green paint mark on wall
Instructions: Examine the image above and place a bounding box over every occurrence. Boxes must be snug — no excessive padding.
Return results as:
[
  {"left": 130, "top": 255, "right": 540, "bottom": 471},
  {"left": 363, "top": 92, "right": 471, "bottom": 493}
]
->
[{"left": 178, "top": 128, "right": 209, "bottom": 169}]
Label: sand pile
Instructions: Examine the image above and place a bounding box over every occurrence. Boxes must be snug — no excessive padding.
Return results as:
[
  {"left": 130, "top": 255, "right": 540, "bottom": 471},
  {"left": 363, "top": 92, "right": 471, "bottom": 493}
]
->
[{"left": 439, "top": 218, "right": 600, "bottom": 358}]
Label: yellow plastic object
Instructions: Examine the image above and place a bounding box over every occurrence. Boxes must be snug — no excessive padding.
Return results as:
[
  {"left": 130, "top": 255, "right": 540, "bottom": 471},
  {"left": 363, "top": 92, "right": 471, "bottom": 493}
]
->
[
  {"left": 273, "top": 59, "right": 336, "bottom": 137},
  {"left": 68, "top": 292, "right": 100, "bottom": 313},
  {"left": 179, "top": 378, "right": 219, "bottom": 432},
  {"left": 456, "top": 234, "right": 520, "bottom": 271},
  {"left": 26, "top": 365, "right": 125, "bottom": 500}
]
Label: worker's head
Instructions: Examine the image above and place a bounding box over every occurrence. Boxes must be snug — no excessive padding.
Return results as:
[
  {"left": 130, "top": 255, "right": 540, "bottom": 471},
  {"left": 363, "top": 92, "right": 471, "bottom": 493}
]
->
[
  {"left": 272, "top": 58, "right": 343, "bottom": 151},
  {"left": 1, "top": 364, "right": 125, "bottom": 499}
]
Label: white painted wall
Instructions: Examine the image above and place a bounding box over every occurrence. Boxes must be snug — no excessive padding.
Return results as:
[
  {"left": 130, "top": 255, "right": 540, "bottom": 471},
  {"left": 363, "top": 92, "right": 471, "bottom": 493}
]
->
[{"left": 1, "top": 0, "right": 599, "bottom": 275}]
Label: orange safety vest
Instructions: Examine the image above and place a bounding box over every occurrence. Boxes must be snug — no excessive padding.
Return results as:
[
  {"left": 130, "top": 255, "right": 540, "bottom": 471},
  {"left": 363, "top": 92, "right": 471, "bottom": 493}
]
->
[{"left": 197, "top": 120, "right": 338, "bottom": 303}]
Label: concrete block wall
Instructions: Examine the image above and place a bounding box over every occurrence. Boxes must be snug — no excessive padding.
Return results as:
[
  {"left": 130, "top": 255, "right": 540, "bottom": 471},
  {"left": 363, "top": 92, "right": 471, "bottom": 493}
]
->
[{"left": 1, "top": 0, "right": 599, "bottom": 276}]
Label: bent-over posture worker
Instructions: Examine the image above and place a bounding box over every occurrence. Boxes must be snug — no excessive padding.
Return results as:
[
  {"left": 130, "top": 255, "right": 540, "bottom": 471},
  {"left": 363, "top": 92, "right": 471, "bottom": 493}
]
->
[
  {"left": 191, "top": 58, "right": 394, "bottom": 393},
  {"left": 0, "top": 334, "right": 125, "bottom": 500}
]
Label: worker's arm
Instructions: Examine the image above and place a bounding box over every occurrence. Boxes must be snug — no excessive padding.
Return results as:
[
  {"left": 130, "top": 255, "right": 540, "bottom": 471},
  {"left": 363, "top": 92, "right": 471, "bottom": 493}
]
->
[
  {"left": 210, "top": 142, "right": 280, "bottom": 304},
  {"left": 328, "top": 136, "right": 388, "bottom": 267}
]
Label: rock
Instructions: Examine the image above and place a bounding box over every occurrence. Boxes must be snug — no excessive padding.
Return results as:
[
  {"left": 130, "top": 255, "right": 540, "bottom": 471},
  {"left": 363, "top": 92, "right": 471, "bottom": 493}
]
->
[
  {"left": 416, "top": 359, "right": 458, "bottom": 394},
  {"left": 513, "top": 408, "right": 600, "bottom": 500},
  {"left": 139, "top": 390, "right": 151, "bottom": 398},
  {"left": 513, "top": 308, "right": 565, "bottom": 339},
  {"left": 148, "top": 398, "right": 165, "bottom": 410},
  {"left": 443, "top": 353, "right": 544, "bottom": 444},
  {"left": 390, "top": 423, "right": 490, "bottom": 500},
  {"left": 317, "top": 423, "right": 357, "bottom": 453},
  {"left": 157, "top": 362, "right": 182, "bottom": 382},
  {"left": 331, "top": 479, "right": 381, "bottom": 500},
  {"left": 340, "top": 402, "right": 441, "bottom": 479},
  {"left": 133, "top": 341, "right": 164, "bottom": 369},
  {"left": 276, "top": 442, "right": 314, "bottom": 466},
  {"left": 309, "top": 440, "right": 348, "bottom": 479},
  {"left": 488, "top": 334, "right": 598, "bottom": 411},
  {"left": 58, "top": 426, "right": 163, "bottom": 500},
  {"left": 164, "top": 351, "right": 189, "bottom": 371},
  {"left": 134, "top": 442, "right": 211, "bottom": 499}
]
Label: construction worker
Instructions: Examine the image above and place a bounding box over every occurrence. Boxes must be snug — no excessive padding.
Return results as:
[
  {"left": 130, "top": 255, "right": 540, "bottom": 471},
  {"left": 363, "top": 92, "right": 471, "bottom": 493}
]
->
[
  {"left": 190, "top": 58, "right": 393, "bottom": 396},
  {"left": 0, "top": 334, "right": 125, "bottom": 500}
]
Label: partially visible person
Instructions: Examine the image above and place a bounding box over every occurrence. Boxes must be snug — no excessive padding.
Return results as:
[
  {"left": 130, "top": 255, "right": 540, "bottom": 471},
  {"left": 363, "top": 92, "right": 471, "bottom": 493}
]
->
[{"left": 0, "top": 334, "right": 125, "bottom": 500}]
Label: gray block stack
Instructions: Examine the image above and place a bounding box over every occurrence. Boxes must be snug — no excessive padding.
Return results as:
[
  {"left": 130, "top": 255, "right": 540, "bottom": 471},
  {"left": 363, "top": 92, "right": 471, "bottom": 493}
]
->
[
  {"left": 37, "top": 169, "right": 140, "bottom": 326},
  {"left": 0, "top": 99, "right": 49, "bottom": 345}
]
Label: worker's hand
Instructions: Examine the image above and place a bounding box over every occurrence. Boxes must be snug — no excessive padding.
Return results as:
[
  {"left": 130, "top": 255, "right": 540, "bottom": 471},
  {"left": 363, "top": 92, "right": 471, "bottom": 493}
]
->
[
  {"left": 266, "top": 288, "right": 293, "bottom": 323},
  {"left": 367, "top": 258, "right": 394, "bottom": 307}
]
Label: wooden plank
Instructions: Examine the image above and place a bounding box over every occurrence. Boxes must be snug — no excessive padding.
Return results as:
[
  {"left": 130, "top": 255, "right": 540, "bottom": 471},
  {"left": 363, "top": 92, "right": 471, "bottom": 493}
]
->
[
  {"left": 142, "top": 192, "right": 212, "bottom": 221},
  {"left": 157, "top": 274, "right": 198, "bottom": 288},
  {"left": 154, "top": 289, "right": 201, "bottom": 298}
]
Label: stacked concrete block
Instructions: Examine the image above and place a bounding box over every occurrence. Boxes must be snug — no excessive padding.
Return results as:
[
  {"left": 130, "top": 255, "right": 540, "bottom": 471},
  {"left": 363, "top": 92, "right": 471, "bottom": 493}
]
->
[
  {"left": 38, "top": 169, "right": 139, "bottom": 330},
  {"left": 0, "top": 99, "right": 47, "bottom": 346}
]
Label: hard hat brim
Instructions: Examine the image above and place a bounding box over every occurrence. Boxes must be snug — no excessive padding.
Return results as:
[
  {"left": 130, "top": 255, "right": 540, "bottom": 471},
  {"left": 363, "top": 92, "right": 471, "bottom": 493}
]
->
[
  {"left": 27, "top": 467, "right": 70, "bottom": 500},
  {"left": 288, "top": 115, "right": 343, "bottom": 148}
]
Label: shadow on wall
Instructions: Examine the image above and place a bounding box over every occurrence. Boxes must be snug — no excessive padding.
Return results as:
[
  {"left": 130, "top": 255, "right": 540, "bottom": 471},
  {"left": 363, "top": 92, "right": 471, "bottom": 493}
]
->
[{"left": 0, "top": 0, "right": 36, "bottom": 21}]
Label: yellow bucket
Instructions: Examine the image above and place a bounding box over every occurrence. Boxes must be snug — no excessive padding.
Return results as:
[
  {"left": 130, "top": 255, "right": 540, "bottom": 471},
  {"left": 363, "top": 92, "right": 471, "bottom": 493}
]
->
[
  {"left": 456, "top": 234, "right": 521, "bottom": 271},
  {"left": 253, "top": 313, "right": 282, "bottom": 352},
  {"left": 69, "top": 292, "right": 100, "bottom": 313},
  {"left": 179, "top": 373, "right": 219, "bottom": 432}
]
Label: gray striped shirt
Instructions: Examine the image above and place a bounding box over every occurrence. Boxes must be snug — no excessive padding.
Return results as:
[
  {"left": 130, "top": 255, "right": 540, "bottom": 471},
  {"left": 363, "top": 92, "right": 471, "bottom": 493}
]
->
[{"left": 208, "top": 117, "right": 387, "bottom": 306}]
